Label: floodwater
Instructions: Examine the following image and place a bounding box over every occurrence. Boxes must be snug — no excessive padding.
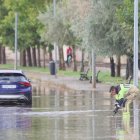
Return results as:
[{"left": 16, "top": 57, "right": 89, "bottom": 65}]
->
[{"left": 0, "top": 84, "right": 139, "bottom": 140}]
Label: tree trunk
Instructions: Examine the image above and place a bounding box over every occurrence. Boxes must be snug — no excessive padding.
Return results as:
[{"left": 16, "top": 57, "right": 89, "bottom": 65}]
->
[
  {"left": 26, "top": 47, "right": 32, "bottom": 66},
  {"left": 116, "top": 55, "right": 121, "bottom": 77},
  {"left": 20, "top": 50, "right": 27, "bottom": 66},
  {"left": 2, "top": 47, "right": 6, "bottom": 64},
  {"left": 43, "top": 47, "right": 46, "bottom": 68},
  {"left": 20, "top": 51, "right": 22, "bottom": 66},
  {"left": 72, "top": 45, "right": 77, "bottom": 72},
  {"left": 59, "top": 47, "right": 65, "bottom": 70},
  {"left": 1, "top": 47, "right": 3, "bottom": 64},
  {"left": 110, "top": 57, "right": 115, "bottom": 77},
  {"left": 138, "top": 53, "right": 140, "bottom": 70},
  {"left": 20, "top": 50, "right": 26, "bottom": 66},
  {"left": 48, "top": 43, "right": 54, "bottom": 61},
  {"left": 23, "top": 50, "right": 26, "bottom": 66},
  {"left": 32, "top": 47, "right": 37, "bottom": 66},
  {"left": 126, "top": 56, "right": 133, "bottom": 79},
  {"left": 0, "top": 46, "right": 2, "bottom": 64},
  {"left": 0, "top": 46, "right": 6, "bottom": 64},
  {"left": 37, "top": 46, "right": 41, "bottom": 67},
  {"left": 80, "top": 49, "right": 85, "bottom": 72},
  {"left": 49, "top": 51, "right": 53, "bottom": 61}
]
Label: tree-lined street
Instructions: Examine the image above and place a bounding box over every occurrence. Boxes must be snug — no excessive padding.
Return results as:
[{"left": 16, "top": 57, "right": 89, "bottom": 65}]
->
[
  {"left": 0, "top": 0, "right": 139, "bottom": 79},
  {"left": 0, "top": 1, "right": 140, "bottom": 139}
]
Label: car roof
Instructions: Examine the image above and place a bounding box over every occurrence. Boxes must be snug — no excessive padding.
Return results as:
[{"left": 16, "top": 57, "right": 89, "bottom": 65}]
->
[{"left": 0, "top": 69, "right": 24, "bottom": 74}]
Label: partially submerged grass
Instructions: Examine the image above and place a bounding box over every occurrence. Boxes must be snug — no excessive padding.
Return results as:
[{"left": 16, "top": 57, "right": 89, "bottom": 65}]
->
[{"left": 0, "top": 63, "right": 134, "bottom": 85}]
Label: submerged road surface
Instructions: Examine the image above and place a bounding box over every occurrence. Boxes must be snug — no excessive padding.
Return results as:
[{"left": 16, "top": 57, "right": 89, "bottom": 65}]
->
[{"left": 0, "top": 84, "right": 139, "bottom": 140}]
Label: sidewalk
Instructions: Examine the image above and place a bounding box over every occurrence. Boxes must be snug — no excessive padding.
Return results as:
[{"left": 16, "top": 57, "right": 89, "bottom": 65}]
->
[
  {"left": 24, "top": 64, "right": 130, "bottom": 92},
  {"left": 25, "top": 71, "right": 111, "bottom": 92}
]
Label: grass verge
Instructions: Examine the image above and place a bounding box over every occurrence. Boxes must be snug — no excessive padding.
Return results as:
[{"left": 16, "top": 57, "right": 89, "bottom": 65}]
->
[{"left": 0, "top": 63, "right": 131, "bottom": 85}]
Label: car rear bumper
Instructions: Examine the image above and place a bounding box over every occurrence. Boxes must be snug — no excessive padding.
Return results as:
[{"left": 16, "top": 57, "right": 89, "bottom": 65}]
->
[{"left": 0, "top": 95, "right": 29, "bottom": 102}]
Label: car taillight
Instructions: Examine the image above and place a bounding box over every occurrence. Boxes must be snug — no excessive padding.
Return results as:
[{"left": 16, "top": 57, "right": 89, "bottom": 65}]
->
[{"left": 19, "top": 82, "right": 31, "bottom": 87}]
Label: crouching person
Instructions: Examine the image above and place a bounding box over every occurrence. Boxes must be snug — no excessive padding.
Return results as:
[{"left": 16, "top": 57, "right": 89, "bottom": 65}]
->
[{"left": 109, "top": 84, "right": 139, "bottom": 115}]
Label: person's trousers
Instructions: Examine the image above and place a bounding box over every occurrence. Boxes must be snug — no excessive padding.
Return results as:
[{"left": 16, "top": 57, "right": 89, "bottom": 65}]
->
[
  {"left": 125, "top": 85, "right": 139, "bottom": 101},
  {"left": 123, "top": 85, "right": 139, "bottom": 112}
]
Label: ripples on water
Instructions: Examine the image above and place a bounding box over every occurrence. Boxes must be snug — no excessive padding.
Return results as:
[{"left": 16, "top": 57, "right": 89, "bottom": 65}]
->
[{"left": 0, "top": 84, "right": 139, "bottom": 140}]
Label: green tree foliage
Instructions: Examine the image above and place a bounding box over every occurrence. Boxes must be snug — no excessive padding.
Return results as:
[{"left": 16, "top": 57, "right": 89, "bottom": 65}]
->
[
  {"left": 39, "top": 1, "right": 71, "bottom": 47},
  {"left": 39, "top": 0, "right": 80, "bottom": 70},
  {"left": 0, "top": 0, "right": 50, "bottom": 50},
  {"left": 67, "top": 0, "right": 92, "bottom": 50},
  {"left": 0, "top": 0, "right": 13, "bottom": 46},
  {"left": 0, "top": 0, "right": 52, "bottom": 67},
  {"left": 73, "top": 0, "right": 127, "bottom": 57},
  {"left": 116, "top": 0, "right": 140, "bottom": 51},
  {"left": 115, "top": 0, "right": 140, "bottom": 77}
]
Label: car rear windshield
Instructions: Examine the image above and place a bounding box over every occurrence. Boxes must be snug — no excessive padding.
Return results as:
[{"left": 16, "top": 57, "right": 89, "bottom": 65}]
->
[{"left": 0, "top": 73, "right": 27, "bottom": 82}]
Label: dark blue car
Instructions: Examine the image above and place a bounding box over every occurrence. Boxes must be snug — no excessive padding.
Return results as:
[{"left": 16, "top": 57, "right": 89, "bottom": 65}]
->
[{"left": 0, "top": 70, "right": 32, "bottom": 105}]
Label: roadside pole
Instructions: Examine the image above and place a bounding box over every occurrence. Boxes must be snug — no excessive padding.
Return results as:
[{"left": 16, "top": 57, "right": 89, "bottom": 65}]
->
[
  {"left": 14, "top": 12, "right": 18, "bottom": 70},
  {"left": 53, "top": 0, "right": 57, "bottom": 77},
  {"left": 133, "top": 0, "right": 138, "bottom": 86},
  {"left": 92, "top": 49, "right": 96, "bottom": 88},
  {"left": 133, "top": 0, "right": 139, "bottom": 139}
]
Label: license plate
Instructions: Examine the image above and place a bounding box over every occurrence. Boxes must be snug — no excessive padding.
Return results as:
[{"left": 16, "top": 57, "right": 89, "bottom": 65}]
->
[{"left": 2, "top": 85, "right": 16, "bottom": 88}]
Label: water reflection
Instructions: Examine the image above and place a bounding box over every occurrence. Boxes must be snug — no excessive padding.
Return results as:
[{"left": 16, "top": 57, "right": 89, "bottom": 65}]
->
[
  {"left": 0, "top": 106, "right": 32, "bottom": 140},
  {"left": 0, "top": 107, "right": 31, "bottom": 130},
  {"left": 0, "top": 83, "right": 139, "bottom": 140},
  {"left": 133, "top": 99, "right": 139, "bottom": 140},
  {"left": 31, "top": 85, "right": 140, "bottom": 140}
]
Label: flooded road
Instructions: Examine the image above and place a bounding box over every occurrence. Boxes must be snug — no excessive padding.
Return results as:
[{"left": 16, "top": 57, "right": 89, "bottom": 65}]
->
[{"left": 0, "top": 84, "right": 139, "bottom": 140}]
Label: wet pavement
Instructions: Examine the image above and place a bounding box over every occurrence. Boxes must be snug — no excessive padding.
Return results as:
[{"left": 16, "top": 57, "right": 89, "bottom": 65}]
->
[
  {"left": 0, "top": 83, "right": 139, "bottom": 140},
  {"left": 0, "top": 70, "right": 139, "bottom": 140},
  {"left": 25, "top": 71, "right": 111, "bottom": 92}
]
